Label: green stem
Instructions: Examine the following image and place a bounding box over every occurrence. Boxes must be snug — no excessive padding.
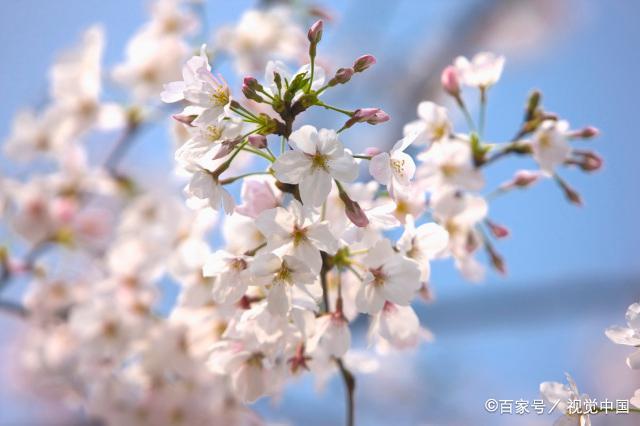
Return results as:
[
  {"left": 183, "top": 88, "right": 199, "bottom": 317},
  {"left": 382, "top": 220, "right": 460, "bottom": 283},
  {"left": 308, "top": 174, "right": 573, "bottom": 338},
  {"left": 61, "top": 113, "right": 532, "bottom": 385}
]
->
[
  {"left": 353, "top": 154, "right": 372, "bottom": 160},
  {"left": 220, "top": 171, "right": 272, "bottom": 185},
  {"left": 479, "top": 87, "right": 487, "bottom": 139},
  {"left": 455, "top": 95, "right": 476, "bottom": 131},
  {"left": 317, "top": 102, "right": 353, "bottom": 117}
]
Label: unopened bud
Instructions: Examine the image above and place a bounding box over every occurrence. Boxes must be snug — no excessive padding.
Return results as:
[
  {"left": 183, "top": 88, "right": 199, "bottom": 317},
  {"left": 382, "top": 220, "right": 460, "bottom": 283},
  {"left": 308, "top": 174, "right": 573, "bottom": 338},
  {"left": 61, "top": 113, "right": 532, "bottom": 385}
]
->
[
  {"left": 486, "top": 220, "right": 510, "bottom": 239},
  {"left": 500, "top": 170, "right": 541, "bottom": 190},
  {"left": 329, "top": 67, "right": 354, "bottom": 86},
  {"left": 242, "top": 77, "right": 264, "bottom": 103},
  {"left": 571, "top": 126, "right": 600, "bottom": 139},
  {"left": 344, "top": 108, "right": 390, "bottom": 129},
  {"left": 525, "top": 90, "right": 541, "bottom": 121},
  {"left": 338, "top": 187, "right": 369, "bottom": 228},
  {"left": 556, "top": 177, "right": 583, "bottom": 206},
  {"left": 487, "top": 244, "right": 507, "bottom": 275},
  {"left": 248, "top": 134, "right": 267, "bottom": 149},
  {"left": 353, "top": 55, "right": 376, "bottom": 73},
  {"left": 572, "top": 151, "right": 603, "bottom": 172},
  {"left": 364, "top": 147, "right": 382, "bottom": 156},
  {"left": 172, "top": 113, "right": 197, "bottom": 126},
  {"left": 308, "top": 20, "right": 323, "bottom": 45},
  {"left": 440, "top": 66, "right": 460, "bottom": 97}
]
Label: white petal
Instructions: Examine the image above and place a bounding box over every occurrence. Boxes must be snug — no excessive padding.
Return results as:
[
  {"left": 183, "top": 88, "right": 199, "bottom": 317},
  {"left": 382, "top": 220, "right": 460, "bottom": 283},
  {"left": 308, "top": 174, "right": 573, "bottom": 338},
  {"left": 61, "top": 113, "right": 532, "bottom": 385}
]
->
[
  {"left": 369, "top": 152, "right": 391, "bottom": 185},
  {"left": 267, "top": 281, "right": 290, "bottom": 316},
  {"left": 299, "top": 170, "right": 332, "bottom": 207},
  {"left": 289, "top": 125, "right": 318, "bottom": 155},
  {"left": 272, "top": 151, "right": 311, "bottom": 184}
]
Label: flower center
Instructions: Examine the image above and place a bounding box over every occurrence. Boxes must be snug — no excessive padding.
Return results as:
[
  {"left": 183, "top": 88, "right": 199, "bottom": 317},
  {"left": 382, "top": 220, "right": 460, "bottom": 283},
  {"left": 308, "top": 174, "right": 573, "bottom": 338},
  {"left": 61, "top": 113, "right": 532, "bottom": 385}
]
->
[
  {"left": 291, "top": 225, "right": 308, "bottom": 246},
  {"left": 440, "top": 163, "right": 459, "bottom": 177},
  {"left": 230, "top": 258, "right": 247, "bottom": 271},
  {"left": 432, "top": 123, "right": 448, "bottom": 140},
  {"left": 539, "top": 133, "right": 552, "bottom": 148},
  {"left": 370, "top": 266, "right": 387, "bottom": 286},
  {"left": 310, "top": 152, "right": 328, "bottom": 170},
  {"left": 276, "top": 263, "right": 292, "bottom": 284},
  {"left": 391, "top": 158, "right": 406, "bottom": 178},
  {"left": 211, "top": 86, "right": 230, "bottom": 107},
  {"left": 206, "top": 125, "right": 223, "bottom": 142}
]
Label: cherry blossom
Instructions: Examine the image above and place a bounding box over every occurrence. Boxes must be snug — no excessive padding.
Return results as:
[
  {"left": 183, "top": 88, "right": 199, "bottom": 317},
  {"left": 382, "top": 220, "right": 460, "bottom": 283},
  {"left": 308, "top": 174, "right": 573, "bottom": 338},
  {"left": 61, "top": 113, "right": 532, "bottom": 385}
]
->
[
  {"left": 273, "top": 125, "right": 358, "bottom": 207},
  {"left": 605, "top": 302, "right": 640, "bottom": 369}
]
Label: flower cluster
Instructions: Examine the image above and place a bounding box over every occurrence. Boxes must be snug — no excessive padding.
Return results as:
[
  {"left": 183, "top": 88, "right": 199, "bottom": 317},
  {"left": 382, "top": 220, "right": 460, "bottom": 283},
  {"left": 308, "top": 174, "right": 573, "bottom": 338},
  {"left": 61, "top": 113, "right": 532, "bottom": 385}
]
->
[
  {"left": 539, "top": 302, "right": 640, "bottom": 424},
  {"left": 0, "top": 1, "right": 603, "bottom": 425}
]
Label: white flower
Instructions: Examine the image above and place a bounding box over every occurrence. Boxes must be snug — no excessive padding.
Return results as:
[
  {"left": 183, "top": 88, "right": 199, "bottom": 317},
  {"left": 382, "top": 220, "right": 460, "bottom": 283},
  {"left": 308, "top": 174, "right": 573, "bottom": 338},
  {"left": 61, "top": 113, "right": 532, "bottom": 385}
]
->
[
  {"left": 161, "top": 44, "right": 211, "bottom": 103},
  {"left": 308, "top": 314, "right": 351, "bottom": 358},
  {"left": 112, "top": 31, "right": 186, "bottom": 102},
  {"left": 530, "top": 120, "right": 571, "bottom": 174},
  {"left": 255, "top": 200, "right": 339, "bottom": 274},
  {"left": 208, "top": 341, "right": 270, "bottom": 403},
  {"left": 202, "top": 250, "right": 251, "bottom": 305},
  {"left": 417, "top": 138, "right": 485, "bottom": 193},
  {"left": 431, "top": 190, "right": 488, "bottom": 282},
  {"left": 184, "top": 166, "right": 235, "bottom": 214},
  {"left": 215, "top": 7, "right": 305, "bottom": 74},
  {"left": 540, "top": 373, "right": 591, "bottom": 426},
  {"left": 454, "top": 52, "right": 505, "bottom": 89},
  {"left": 3, "top": 108, "right": 68, "bottom": 161},
  {"left": 369, "top": 302, "right": 425, "bottom": 350},
  {"left": 355, "top": 239, "right": 421, "bottom": 314},
  {"left": 273, "top": 125, "right": 358, "bottom": 207},
  {"left": 396, "top": 215, "right": 449, "bottom": 281},
  {"left": 631, "top": 389, "right": 640, "bottom": 409},
  {"left": 403, "top": 101, "right": 452, "bottom": 146},
  {"left": 175, "top": 114, "right": 243, "bottom": 167},
  {"left": 369, "top": 135, "right": 416, "bottom": 199},
  {"left": 605, "top": 302, "right": 640, "bottom": 369},
  {"left": 250, "top": 254, "right": 316, "bottom": 316}
]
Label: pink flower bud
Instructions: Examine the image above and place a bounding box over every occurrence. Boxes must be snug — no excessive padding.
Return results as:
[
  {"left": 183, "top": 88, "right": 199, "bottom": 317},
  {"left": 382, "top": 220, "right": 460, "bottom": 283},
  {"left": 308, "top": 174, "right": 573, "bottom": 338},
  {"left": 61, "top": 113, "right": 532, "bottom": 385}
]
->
[
  {"left": 556, "top": 178, "right": 583, "bottom": 206},
  {"left": 441, "top": 65, "right": 460, "bottom": 97},
  {"left": 344, "top": 108, "right": 390, "bottom": 129},
  {"left": 353, "top": 55, "right": 376, "bottom": 73},
  {"left": 308, "top": 20, "right": 323, "bottom": 45},
  {"left": 329, "top": 67, "right": 354, "bottom": 86},
  {"left": 364, "top": 147, "right": 382, "bottom": 156},
  {"left": 581, "top": 151, "right": 603, "bottom": 172},
  {"left": 486, "top": 220, "right": 510, "bottom": 239},
  {"left": 573, "top": 126, "right": 600, "bottom": 139},
  {"left": 338, "top": 188, "right": 369, "bottom": 228},
  {"left": 500, "top": 170, "right": 541, "bottom": 190},
  {"left": 172, "top": 113, "right": 197, "bottom": 126},
  {"left": 248, "top": 134, "right": 267, "bottom": 149},
  {"left": 242, "top": 77, "right": 263, "bottom": 103}
]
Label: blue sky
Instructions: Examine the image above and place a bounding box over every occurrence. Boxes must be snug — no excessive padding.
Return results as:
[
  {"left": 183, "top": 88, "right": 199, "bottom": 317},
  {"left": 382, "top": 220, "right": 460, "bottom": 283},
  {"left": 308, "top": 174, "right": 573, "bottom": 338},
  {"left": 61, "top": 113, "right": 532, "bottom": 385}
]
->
[{"left": 1, "top": 1, "right": 639, "bottom": 425}]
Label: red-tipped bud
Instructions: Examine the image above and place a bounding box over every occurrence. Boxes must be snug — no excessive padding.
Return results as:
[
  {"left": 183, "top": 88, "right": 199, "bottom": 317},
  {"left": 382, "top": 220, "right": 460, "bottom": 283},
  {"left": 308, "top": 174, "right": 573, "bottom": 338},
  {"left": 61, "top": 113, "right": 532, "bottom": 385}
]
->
[
  {"left": 328, "top": 67, "right": 354, "bottom": 86},
  {"left": 242, "top": 77, "right": 264, "bottom": 103},
  {"left": 308, "top": 20, "right": 323, "bottom": 45},
  {"left": 556, "top": 177, "right": 583, "bottom": 206},
  {"left": 486, "top": 220, "right": 510, "bottom": 239},
  {"left": 487, "top": 244, "right": 507, "bottom": 276},
  {"left": 580, "top": 151, "right": 603, "bottom": 172},
  {"left": 344, "top": 108, "right": 390, "bottom": 129},
  {"left": 500, "top": 170, "right": 541, "bottom": 191},
  {"left": 441, "top": 65, "right": 460, "bottom": 97},
  {"left": 353, "top": 55, "right": 376, "bottom": 73},
  {"left": 571, "top": 126, "right": 600, "bottom": 139},
  {"left": 338, "top": 187, "right": 369, "bottom": 228},
  {"left": 248, "top": 134, "right": 267, "bottom": 149},
  {"left": 172, "top": 113, "right": 197, "bottom": 126}
]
